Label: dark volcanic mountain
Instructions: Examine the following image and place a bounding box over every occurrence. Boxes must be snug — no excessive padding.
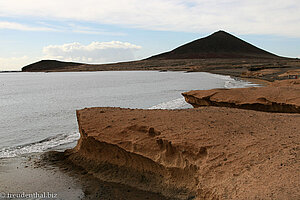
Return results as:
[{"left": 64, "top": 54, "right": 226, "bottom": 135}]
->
[
  {"left": 148, "top": 30, "right": 279, "bottom": 59},
  {"left": 22, "top": 60, "right": 83, "bottom": 72}
]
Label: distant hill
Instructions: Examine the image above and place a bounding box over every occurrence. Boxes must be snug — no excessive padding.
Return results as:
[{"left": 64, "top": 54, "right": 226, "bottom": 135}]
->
[
  {"left": 22, "top": 60, "right": 83, "bottom": 72},
  {"left": 148, "top": 30, "right": 279, "bottom": 59},
  {"left": 22, "top": 31, "right": 289, "bottom": 72}
]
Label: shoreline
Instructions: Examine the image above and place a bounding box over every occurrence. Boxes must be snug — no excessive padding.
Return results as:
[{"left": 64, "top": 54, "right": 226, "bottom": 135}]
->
[
  {"left": 61, "top": 106, "right": 300, "bottom": 199},
  {"left": 0, "top": 154, "right": 84, "bottom": 200},
  {"left": 0, "top": 152, "right": 173, "bottom": 200},
  {"left": 61, "top": 79, "right": 298, "bottom": 199},
  {"left": 239, "top": 77, "right": 270, "bottom": 86},
  {"left": 1, "top": 74, "right": 299, "bottom": 200},
  {"left": 0, "top": 69, "right": 272, "bottom": 89},
  {"left": 2, "top": 65, "right": 298, "bottom": 85},
  {"left": 20, "top": 58, "right": 300, "bottom": 82}
]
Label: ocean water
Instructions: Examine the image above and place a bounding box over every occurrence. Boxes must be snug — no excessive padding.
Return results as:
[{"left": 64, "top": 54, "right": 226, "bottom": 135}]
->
[{"left": 0, "top": 71, "right": 257, "bottom": 158}]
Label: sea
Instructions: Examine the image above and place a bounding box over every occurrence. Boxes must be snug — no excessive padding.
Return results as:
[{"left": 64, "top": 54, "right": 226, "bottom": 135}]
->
[{"left": 0, "top": 71, "right": 258, "bottom": 158}]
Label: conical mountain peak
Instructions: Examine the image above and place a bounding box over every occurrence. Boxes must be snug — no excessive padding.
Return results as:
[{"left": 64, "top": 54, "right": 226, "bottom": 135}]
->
[{"left": 149, "top": 31, "right": 278, "bottom": 59}]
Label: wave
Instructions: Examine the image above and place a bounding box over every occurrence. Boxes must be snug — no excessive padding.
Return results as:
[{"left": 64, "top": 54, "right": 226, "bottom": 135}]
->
[
  {"left": 0, "top": 74, "right": 259, "bottom": 158},
  {"left": 209, "top": 73, "right": 259, "bottom": 89},
  {"left": 148, "top": 97, "right": 190, "bottom": 109},
  {"left": 148, "top": 75, "right": 259, "bottom": 110},
  {"left": 0, "top": 132, "right": 80, "bottom": 158},
  {"left": 224, "top": 79, "right": 259, "bottom": 89},
  {"left": 209, "top": 73, "right": 233, "bottom": 81}
]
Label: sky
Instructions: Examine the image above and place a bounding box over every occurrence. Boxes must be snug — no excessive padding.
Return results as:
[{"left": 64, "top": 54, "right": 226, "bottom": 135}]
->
[{"left": 0, "top": 0, "right": 300, "bottom": 71}]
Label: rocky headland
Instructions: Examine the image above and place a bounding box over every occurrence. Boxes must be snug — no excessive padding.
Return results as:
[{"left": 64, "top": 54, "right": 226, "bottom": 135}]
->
[
  {"left": 59, "top": 103, "right": 300, "bottom": 199},
  {"left": 25, "top": 30, "right": 300, "bottom": 199},
  {"left": 182, "top": 79, "right": 300, "bottom": 113}
]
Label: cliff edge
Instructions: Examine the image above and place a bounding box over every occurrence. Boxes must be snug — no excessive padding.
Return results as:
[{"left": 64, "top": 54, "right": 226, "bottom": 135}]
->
[
  {"left": 182, "top": 79, "right": 300, "bottom": 113},
  {"left": 63, "top": 107, "right": 300, "bottom": 199}
]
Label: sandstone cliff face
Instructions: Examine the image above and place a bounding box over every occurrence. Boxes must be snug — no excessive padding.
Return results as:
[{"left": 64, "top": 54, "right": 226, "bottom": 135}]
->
[
  {"left": 182, "top": 79, "right": 300, "bottom": 113},
  {"left": 65, "top": 107, "right": 300, "bottom": 200}
]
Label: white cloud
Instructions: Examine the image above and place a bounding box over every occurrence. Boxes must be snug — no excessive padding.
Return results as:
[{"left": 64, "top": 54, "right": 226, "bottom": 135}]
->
[
  {"left": 0, "top": 0, "right": 299, "bottom": 37},
  {"left": 43, "top": 41, "right": 142, "bottom": 63},
  {"left": 67, "top": 24, "right": 125, "bottom": 35},
  {"left": 0, "top": 21, "right": 55, "bottom": 31},
  {"left": 0, "top": 41, "right": 141, "bottom": 71},
  {"left": 0, "top": 56, "right": 38, "bottom": 71},
  {"left": 0, "top": 21, "right": 125, "bottom": 35}
]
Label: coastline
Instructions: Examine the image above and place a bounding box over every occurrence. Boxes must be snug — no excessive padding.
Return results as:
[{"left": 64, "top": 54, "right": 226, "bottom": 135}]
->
[
  {"left": 63, "top": 78, "right": 298, "bottom": 199},
  {"left": 0, "top": 152, "right": 172, "bottom": 200},
  {"left": 239, "top": 77, "right": 270, "bottom": 86},
  {"left": 21, "top": 58, "right": 300, "bottom": 82},
  {"left": 60, "top": 106, "right": 300, "bottom": 199},
  {"left": 0, "top": 154, "right": 84, "bottom": 200},
  {"left": 1, "top": 72, "right": 299, "bottom": 200}
]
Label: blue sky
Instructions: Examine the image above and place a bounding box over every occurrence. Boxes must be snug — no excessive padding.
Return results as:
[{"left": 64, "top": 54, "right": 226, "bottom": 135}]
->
[{"left": 0, "top": 0, "right": 300, "bottom": 71}]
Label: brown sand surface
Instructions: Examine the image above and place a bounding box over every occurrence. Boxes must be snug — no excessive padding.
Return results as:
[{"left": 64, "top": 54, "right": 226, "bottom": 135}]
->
[
  {"left": 183, "top": 79, "right": 300, "bottom": 113},
  {"left": 61, "top": 106, "right": 300, "bottom": 200}
]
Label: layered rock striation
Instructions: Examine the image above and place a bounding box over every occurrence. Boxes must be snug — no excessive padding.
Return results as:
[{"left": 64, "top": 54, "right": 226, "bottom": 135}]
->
[
  {"left": 182, "top": 79, "right": 300, "bottom": 113},
  {"left": 64, "top": 106, "right": 300, "bottom": 199}
]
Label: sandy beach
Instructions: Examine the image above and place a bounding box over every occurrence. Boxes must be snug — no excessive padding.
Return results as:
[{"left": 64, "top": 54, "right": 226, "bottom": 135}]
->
[
  {"left": 1, "top": 1, "right": 300, "bottom": 199},
  {"left": 1, "top": 78, "right": 299, "bottom": 200},
  {"left": 0, "top": 152, "right": 172, "bottom": 200},
  {"left": 0, "top": 154, "right": 84, "bottom": 200}
]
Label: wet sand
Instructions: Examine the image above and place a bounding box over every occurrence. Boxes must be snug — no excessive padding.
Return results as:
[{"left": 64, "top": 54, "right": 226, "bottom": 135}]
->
[
  {"left": 0, "top": 152, "right": 172, "bottom": 200},
  {"left": 0, "top": 154, "right": 84, "bottom": 200}
]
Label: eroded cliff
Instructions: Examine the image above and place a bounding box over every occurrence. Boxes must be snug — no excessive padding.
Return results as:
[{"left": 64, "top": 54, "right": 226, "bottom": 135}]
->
[
  {"left": 182, "top": 79, "right": 300, "bottom": 113},
  {"left": 63, "top": 107, "right": 300, "bottom": 199}
]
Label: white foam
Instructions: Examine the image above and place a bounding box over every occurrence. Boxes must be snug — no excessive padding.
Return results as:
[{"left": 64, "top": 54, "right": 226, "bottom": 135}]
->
[
  {"left": 209, "top": 73, "right": 233, "bottom": 81},
  {"left": 148, "top": 97, "right": 190, "bottom": 110},
  {"left": 0, "top": 132, "right": 80, "bottom": 158},
  {"left": 224, "top": 79, "right": 259, "bottom": 89},
  {"left": 148, "top": 74, "right": 260, "bottom": 110},
  {"left": 208, "top": 72, "right": 260, "bottom": 89}
]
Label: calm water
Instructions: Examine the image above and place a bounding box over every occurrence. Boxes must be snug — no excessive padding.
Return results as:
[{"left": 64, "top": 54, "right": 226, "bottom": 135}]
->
[{"left": 0, "top": 71, "right": 257, "bottom": 158}]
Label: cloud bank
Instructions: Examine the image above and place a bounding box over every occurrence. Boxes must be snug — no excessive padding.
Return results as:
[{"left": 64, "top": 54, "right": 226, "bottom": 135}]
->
[
  {"left": 43, "top": 41, "right": 142, "bottom": 63},
  {"left": 0, "top": 0, "right": 299, "bottom": 37}
]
